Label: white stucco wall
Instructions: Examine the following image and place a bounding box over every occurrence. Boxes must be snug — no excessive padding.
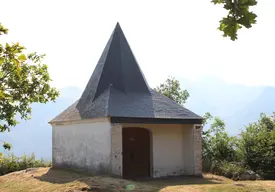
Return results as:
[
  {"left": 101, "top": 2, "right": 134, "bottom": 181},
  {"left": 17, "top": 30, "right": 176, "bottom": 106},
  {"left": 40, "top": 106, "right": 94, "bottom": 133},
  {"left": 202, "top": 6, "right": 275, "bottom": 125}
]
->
[
  {"left": 182, "top": 125, "right": 195, "bottom": 175},
  {"left": 118, "top": 123, "right": 195, "bottom": 178},
  {"left": 51, "top": 118, "right": 112, "bottom": 173}
]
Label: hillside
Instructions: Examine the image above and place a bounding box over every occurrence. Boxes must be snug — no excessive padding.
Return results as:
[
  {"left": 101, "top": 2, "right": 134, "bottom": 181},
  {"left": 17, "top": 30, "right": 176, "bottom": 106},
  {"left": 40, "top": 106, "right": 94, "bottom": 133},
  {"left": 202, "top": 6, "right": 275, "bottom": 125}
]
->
[
  {"left": 0, "top": 168, "right": 275, "bottom": 192},
  {"left": 226, "top": 87, "right": 275, "bottom": 132},
  {"left": 183, "top": 77, "right": 268, "bottom": 134},
  {"left": 183, "top": 77, "right": 263, "bottom": 118}
]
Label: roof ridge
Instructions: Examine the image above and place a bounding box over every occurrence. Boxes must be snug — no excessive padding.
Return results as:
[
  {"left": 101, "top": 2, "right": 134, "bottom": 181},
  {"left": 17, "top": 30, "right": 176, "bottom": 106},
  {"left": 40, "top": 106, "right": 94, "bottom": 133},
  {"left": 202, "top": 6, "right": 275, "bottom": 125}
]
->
[
  {"left": 105, "top": 84, "right": 112, "bottom": 116},
  {"left": 92, "top": 32, "right": 114, "bottom": 102}
]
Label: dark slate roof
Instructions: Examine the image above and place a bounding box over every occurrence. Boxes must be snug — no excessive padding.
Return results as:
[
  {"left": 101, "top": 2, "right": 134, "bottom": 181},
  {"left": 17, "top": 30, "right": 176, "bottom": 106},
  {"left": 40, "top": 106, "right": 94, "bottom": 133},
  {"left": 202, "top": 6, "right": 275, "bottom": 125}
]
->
[{"left": 50, "top": 22, "right": 202, "bottom": 124}]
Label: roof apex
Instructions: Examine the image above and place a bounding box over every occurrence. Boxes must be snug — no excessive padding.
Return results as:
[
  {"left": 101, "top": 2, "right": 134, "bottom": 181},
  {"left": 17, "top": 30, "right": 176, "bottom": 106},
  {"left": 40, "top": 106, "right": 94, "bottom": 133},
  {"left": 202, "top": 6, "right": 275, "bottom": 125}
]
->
[
  {"left": 115, "top": 22, "right": 120, "bottom": 27},
  {"left": 76, "top": 22, "right": 151, "bottom": 112}
]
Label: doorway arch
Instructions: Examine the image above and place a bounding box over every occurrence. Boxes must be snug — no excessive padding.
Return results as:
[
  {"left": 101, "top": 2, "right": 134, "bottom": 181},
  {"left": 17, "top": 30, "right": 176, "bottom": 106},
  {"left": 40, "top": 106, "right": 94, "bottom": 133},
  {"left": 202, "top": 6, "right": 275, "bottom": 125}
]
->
[{"left": 122, "top": 127, "right": 151, "bottom": 179}]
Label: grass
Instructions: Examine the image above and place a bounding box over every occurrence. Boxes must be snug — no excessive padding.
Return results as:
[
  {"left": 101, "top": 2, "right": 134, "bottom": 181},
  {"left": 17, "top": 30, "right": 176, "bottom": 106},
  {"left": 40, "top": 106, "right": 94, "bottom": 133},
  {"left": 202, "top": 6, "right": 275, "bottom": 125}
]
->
[
  {"left": 0, "top": 168, "right": 275, "bottom": 192},
  {"left": 0, "top": 153, "right": 51, "bottom": 176}
]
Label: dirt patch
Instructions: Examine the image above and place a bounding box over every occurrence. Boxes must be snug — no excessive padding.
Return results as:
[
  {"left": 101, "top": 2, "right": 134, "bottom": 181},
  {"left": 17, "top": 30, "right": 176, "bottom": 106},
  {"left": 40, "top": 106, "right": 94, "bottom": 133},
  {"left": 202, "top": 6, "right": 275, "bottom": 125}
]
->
[{"left": 0, "top": 168, "right": 275, "bottom": 192}]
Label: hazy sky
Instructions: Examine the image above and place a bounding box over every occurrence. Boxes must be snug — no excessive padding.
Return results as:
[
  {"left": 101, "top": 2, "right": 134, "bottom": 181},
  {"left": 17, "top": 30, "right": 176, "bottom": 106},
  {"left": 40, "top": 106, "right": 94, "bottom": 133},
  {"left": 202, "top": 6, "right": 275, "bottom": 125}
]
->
[{"left": 1, "top": 0, "right": 274, "bottom": 89}]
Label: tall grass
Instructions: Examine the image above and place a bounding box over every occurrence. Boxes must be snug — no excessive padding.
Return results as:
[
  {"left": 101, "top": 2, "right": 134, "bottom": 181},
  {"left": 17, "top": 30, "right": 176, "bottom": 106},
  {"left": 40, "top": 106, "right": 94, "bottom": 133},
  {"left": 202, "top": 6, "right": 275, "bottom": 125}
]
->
[{"left": 0, "top": 153, "right": 51, "bottom": 175}]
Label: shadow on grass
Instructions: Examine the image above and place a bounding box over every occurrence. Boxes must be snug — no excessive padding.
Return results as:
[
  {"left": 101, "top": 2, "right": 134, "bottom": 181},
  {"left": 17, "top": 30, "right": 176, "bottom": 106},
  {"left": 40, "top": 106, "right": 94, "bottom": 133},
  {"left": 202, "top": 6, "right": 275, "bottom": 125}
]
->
[
  {"left": 35, "top": 168, "right": 220, "bottom": 191},
  {"left": 140, "top": 175, "right": 221, "bottom": 188},
  {"left": 35, "top": 168, "right": 155, "bottom": 191},
  {"left": 34, "top": 168, "right": 87, "bottom": 184}
]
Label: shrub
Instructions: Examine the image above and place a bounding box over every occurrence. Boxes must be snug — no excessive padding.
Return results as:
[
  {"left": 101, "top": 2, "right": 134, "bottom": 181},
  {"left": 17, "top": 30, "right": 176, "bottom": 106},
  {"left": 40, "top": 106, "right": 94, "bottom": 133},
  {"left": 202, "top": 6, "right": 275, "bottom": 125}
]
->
[
  {"left": 202, "top": 112, "right": 275, "bottom": 180},
  {"left": 0, "top": 153, "right": 51, "bottom": 175},
  {"left": 202, "top": 115, "right": 238, "bottom": 173},
  {"left": 211, "top": 161, "right": 247, "bottom": 180},
  {"left": 239, "top": 113, "right": 275, "bottom": 179}
]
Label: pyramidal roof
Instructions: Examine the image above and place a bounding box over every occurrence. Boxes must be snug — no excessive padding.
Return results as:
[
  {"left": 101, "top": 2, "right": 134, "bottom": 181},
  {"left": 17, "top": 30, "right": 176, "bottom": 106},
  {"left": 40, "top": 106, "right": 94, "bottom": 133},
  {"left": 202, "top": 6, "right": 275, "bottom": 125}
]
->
[
  {"left": 50, "top": 22, "right": 202, "bottom": 124},
  {"left": 77, "top": 23, "right": 151, "bottom": 110}
]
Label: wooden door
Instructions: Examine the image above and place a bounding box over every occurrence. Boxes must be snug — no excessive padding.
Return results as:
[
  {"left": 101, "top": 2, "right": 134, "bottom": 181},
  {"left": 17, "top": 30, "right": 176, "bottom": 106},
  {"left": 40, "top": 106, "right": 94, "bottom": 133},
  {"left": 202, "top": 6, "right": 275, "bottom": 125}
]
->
[{"left": 122, "top": 127, "right": 151, "bottom": 179}]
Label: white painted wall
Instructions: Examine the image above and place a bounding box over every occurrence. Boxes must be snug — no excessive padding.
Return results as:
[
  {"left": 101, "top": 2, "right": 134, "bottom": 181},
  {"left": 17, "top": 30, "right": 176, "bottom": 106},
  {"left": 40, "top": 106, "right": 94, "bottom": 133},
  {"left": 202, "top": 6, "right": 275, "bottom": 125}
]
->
[
  {"left": 121, "top": 123, "right": 194, "bottom": 178},
  {"left": 51, "top": 120, "right": 200, "bottom": 177},
  {"left": 182, "top": 125, "right": 195, "bottom": 175},
  {"left": 51, "top": 118, "right": 112, "bottom": 173}
]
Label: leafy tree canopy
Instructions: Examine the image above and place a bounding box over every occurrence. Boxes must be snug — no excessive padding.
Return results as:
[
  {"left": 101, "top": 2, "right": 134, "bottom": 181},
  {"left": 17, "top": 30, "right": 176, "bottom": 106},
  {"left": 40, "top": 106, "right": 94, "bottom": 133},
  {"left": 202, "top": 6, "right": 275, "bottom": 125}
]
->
[
  {"left": 212, "top": 0, "right": 257, "bottom": 40},
  {"left": 154, "top": 76, "right": 189, "bottom": 105},
  {"left": 0, "top": 23, "right": 59, "bottom": 150},
  {"left": 239, "top": 112, "right": 275, "bottom": 179}
]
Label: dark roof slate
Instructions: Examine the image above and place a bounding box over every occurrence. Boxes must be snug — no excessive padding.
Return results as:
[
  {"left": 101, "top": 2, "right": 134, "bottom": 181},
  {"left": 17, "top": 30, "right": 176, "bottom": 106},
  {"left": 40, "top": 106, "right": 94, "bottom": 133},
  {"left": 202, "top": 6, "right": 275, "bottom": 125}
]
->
[
  {"left": 50, "top": 88, "right": 202, "bottom": 123},
  {"left": 50, "top": 22, "right": 202, "bottom": 124}
]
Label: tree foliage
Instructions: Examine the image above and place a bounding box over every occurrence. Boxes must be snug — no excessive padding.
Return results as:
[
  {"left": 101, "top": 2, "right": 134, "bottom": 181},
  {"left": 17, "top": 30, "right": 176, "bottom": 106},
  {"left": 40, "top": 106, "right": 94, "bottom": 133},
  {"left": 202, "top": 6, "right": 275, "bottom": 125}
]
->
[
  {"left": 202, "top": 114, "right": 238, "bottom": 172},
  {"left": 207, "top": 117, "right": 237, "bottom": 162},
  {"left": 203, "top": 112, "right": 275, "bottom": 179},
  {"left": 212, "top": 0, "right": 257, "bottom": 40},
  {"left": 239, "top": 113, "right": 275, "bottom": 179},
  {"left": 154, "top": 76, "right": 189, "bottom": 105},
  {"left": 0, "top": 23, "right": 59, "bottom": 150}
]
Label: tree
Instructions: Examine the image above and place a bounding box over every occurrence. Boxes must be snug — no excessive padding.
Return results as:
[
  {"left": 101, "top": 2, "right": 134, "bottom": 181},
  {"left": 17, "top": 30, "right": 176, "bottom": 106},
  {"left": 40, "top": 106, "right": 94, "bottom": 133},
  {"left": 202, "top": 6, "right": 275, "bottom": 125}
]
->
[
  {"left": 154, "top": 76, "right": 189, "bottom": 105},
  {"left": 0, "top": 23, "right": 59, "bottom": 150},
  {"left": 212, "top": 0, "right": 257, "bottom": 40},
  {"left": 239, "top": 112, "right": 275, "bottom": 179},
  {"left": 202, "top": 115, "right": 237, "bottom": 171},
  {"left": 208, "top": 117, "right": 237, "bottom": 162}
]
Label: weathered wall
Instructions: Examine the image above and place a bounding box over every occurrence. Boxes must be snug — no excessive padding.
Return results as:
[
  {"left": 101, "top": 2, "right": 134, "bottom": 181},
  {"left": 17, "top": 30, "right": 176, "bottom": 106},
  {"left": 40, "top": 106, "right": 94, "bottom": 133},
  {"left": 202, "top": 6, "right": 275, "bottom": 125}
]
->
[
  {"left": 121, "top": 123, "right": 197, "bottom": 178},
  {"left": 110, "top": 123, "right": 123, "bottom": 176},
  {"left": 52, "top": 118, "right": 112, "bottom": 173},
  {"left": 193, "top": 124, "right": 203, "bottom": 176}
]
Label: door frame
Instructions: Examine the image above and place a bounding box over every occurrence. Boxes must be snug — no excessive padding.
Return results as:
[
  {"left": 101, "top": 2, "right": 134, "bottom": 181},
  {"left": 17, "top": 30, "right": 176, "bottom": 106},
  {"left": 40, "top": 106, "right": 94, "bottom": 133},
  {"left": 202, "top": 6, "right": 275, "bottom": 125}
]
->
[{"left": 122, "top": 127, "right": 153, "bottom": 179}]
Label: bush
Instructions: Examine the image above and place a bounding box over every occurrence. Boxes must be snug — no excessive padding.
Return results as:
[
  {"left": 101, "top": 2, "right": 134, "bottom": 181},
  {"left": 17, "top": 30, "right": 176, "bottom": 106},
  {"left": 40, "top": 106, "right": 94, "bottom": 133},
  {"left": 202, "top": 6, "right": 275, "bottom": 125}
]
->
[
  {"left": 202, "top": 113, "right": 275, "bottom": 180},
  {"left": 0, "top": 153, "right": 51, "bottom": 175},
  {"left": 211, "top": 161, "right": 247, "bottom": 180},
  {"left": 239, "top": 113, "right": 275, "bottom": 180},
  {"left": 202, "top": 115, "right": 239, "bottom": 175}
]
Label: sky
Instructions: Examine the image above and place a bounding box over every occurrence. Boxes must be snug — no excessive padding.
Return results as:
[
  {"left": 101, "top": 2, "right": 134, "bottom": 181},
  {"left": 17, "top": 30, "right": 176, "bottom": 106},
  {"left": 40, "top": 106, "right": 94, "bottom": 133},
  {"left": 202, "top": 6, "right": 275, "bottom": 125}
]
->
[{"left": 1, "top": 0, "right": 275, "bottom": 90}]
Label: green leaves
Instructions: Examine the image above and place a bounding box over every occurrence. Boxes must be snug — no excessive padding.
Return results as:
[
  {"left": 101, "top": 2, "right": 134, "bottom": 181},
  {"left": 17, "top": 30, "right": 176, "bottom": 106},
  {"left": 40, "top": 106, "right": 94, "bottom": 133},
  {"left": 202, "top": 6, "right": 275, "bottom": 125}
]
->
[
  {"left": 154, "top": 76, "right": 189, "bottom": 105},
  {"left": 239, "top": 112, "right": 275, "bottom": 179},
  {"left": 202, "top": 112, "right": 213, "bottom": 127},
  {"left": 18, "top": 54, "right": 27, "bottom": 62},
  {"left": 0, "top": 23, "right": 60, "bottom": 150},
  {"left": 0, "top": 23, "right": 8, "bottom": 35},
  {"left": 0, "top": 58, "right": 4, "bottom": 65},
  {"left": 212, "top": 0, "right": 258, "bottom": 40},
  {"left": 3, "top": 142, "right": 12, "bottom": 150},
  {"left": 203, "top": 116, "right": 237, "bottom": 165}
]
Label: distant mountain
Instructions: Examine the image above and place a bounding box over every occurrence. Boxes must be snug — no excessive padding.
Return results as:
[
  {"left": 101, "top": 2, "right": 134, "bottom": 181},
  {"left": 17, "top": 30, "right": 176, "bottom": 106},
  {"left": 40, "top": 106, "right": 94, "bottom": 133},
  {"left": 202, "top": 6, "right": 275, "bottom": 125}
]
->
[
  {"left": 225, "top": 86, "right": 275, "bottom": 134},
  {"left": 1, "top": 77, "right": 275, "bottom": 159},
  {"left": 1, "top": 86, "right": 82, "bottom": 160},
  {"left": 180, "top": 77, "right": 269, "bottom": 134},
  {"left": 183, "top": 76, "right": 263, "bottom": 118}
]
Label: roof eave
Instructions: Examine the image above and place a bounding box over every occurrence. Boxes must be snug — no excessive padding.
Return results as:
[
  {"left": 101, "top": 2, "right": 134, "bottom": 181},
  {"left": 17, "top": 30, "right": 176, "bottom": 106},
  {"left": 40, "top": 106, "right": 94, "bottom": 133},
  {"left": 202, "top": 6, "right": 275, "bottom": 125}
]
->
[{"left": 110, "top": 116, "right": 203, "bottom": 124}]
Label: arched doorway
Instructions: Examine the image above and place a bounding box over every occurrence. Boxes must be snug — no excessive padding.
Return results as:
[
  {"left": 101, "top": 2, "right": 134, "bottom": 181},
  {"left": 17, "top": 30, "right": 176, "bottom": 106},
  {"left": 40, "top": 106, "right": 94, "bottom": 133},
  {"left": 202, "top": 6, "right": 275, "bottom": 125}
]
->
[{"left": 122, "top": 127, "right": 151, "bottom": 179}]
